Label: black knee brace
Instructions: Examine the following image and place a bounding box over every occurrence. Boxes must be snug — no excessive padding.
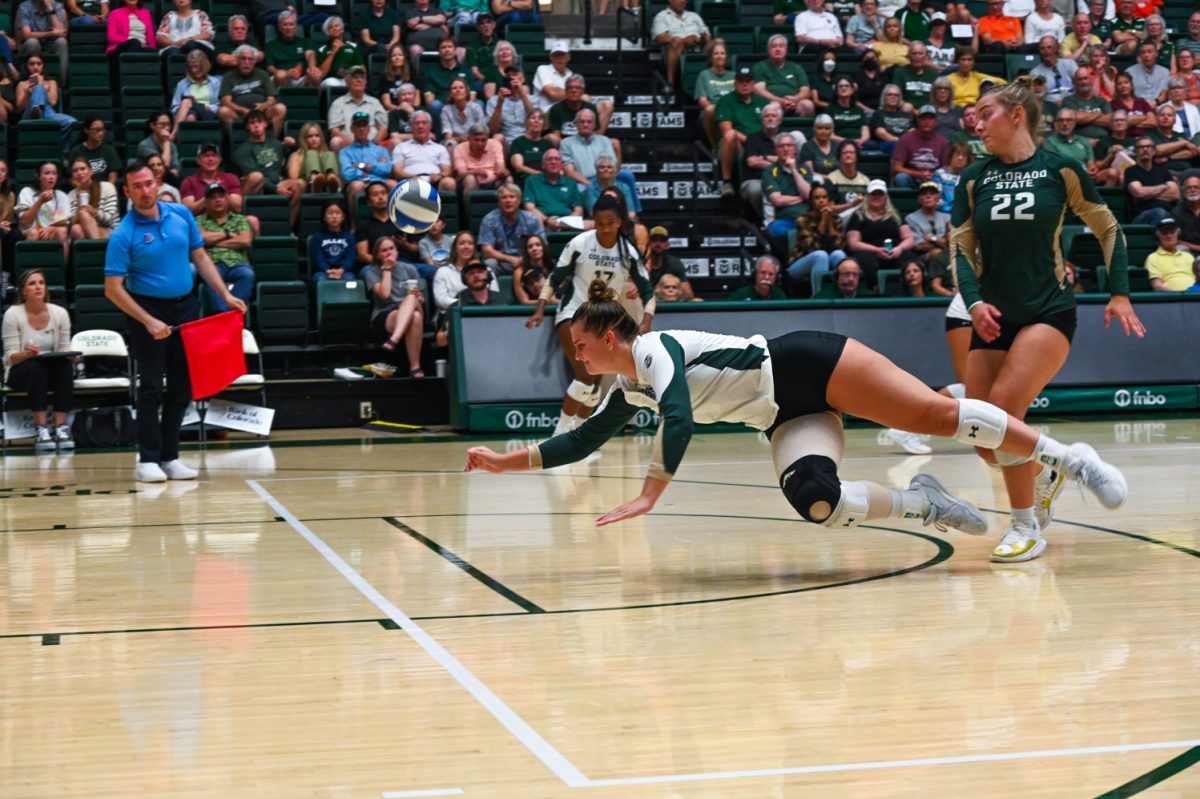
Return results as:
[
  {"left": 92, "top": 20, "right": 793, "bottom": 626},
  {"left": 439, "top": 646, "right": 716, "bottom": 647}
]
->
[{"left": 779, "top": 454, "right": 841, "bottom": 523}]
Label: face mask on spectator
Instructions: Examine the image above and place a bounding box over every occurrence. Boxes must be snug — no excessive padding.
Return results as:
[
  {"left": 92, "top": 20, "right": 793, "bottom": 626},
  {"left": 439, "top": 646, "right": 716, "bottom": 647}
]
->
[{"left": 823, "top": 60, "right": 836, "bottom": 73}]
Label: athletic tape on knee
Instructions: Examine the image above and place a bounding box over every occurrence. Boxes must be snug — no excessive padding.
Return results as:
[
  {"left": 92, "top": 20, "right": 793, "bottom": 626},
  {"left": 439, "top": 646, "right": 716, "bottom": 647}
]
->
[
  {"left": 822, "top": 480, "right": 872, "bottom": 529},
  {"left": 994, "top": 450, "right": 1032, "bottom": 467},
  {"left": 953, "top": 398, "right": 1008, "bottom": 449},
  {"left": 566, "top": 379, "right": 601, "bottom": 407}
]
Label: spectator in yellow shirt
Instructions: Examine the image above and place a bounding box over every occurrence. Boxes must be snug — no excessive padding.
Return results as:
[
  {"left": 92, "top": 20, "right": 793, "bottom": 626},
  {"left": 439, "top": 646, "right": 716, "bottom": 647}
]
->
[
  {"left": 947, "top": 50, "right": 1006, "bottom": 107},
  {"left": 1145, "top": 218, "right": 1198, "bottom": 291}
]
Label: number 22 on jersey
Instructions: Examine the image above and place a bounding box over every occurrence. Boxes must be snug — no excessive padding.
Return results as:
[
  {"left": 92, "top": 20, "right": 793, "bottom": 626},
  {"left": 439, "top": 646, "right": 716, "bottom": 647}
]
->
[{"left": 990, "top": 191, "right": 1035, "bottom": 221}]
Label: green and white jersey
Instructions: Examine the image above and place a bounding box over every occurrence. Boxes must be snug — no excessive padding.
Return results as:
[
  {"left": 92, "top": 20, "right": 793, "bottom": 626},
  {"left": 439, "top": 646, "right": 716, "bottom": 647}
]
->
[
  {"left": 534, "top": 331, "right": 777, "bottom": 480},
  {"left": 547, "top": 230, "right": 653, "bottom": 321},
  {"left": 949, "top": 149, "right": 1129, "bottom": 322}
]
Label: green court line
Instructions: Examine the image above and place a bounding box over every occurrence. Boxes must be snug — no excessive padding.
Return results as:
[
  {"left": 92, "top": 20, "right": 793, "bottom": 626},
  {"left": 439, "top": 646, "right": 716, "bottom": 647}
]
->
[{"left": 1093, "top": 746, "right": 1200, "bottom": 798}]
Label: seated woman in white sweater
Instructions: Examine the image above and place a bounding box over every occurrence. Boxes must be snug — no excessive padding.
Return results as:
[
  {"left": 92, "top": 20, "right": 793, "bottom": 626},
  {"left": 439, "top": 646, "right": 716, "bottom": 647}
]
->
[
  {"left": 67, "top": 158, "right": 120, "bottom": 242},
  {"left": 1, "top": 269, "right": 74, "bottom": 449}
]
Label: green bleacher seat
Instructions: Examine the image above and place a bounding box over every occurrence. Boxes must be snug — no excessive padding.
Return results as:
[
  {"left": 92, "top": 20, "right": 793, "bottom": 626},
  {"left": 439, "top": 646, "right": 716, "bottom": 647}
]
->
[
  {"left": 69, "top": 24, "right": 109, "bottom": 54},
  {"left": 466, "top": 189, "right": 499, "bottom": 234},
  {"left": 16, "top": 120, "right": 62, "bottom": 161},
  {"left": 255, "top": 281, "right": 310, "bottom": 344},
  {"left": 67, "top": 89, "right": 115, "bottom": 121},
  {"left": 681, "top": 52, "right": 713, "bottom": 99},
  {"left": 316, "top": 279, "right": 370, "bottom": 345},
  {"left": 507, "top": 23, "right": 546, "bottom": 57},
  {"left": 496, "top": 274, "right": 514, "bottom": 304},
  {"left": 176, "top": 121, "right": 224, "bottom": 161},
  {"left": 1005, "top": 53, "right": 1038, "bottom": 79},
  {"left": 73, "top": 284, "right": 126, "bottom": 331},
  {"left": 15, "top": 241, "right": 68, "bottom": 288},
  {"left": 278, "top": 87, "right": 321, "bottom": 123},
  {"left": 68, "top": 54, "right": 110, "bottom": 89},
  {"left": 877, "top": 269, "right": 903, "bottom": 296},
  {"left": 547, "top": 231, "right": 574, "bottom": 259},
  {"left": 71, "top": 239, "right": 109, "bottom": 286},
  {"left": 698, "top": 0, "right": 740, "bottom": 28},
  {"left": 245, "top": 195, "right": 293, "bottom": 237},
  {"left": 251, "top": 236, "right": 302, "bottom": 281},
  {"left": 121, "top": 87, "right": 167, "bottom": 121},
  {"left": 118, "top": 52, "right": 162, "bottom": 88}
]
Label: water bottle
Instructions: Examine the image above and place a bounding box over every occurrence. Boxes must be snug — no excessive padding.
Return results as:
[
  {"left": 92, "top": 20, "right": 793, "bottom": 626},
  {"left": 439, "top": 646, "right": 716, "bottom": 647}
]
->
[{"left": 883, "top": 238, "right": 894, "bottom": 255}]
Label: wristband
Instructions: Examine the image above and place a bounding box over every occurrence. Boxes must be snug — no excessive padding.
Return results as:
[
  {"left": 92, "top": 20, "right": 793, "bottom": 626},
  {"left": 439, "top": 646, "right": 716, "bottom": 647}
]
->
[{"left": 967, "top": 301, "right": 982, "bottom": 312}]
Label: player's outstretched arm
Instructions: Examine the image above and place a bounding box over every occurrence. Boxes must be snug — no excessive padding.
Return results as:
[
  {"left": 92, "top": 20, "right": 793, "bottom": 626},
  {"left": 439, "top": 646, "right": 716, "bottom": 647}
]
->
[
  {"left": 596, "top": 475, "right": 670, "bottom": 526},
  {"left": 464, "top": 446, "right": 531, "bottom": 473}
]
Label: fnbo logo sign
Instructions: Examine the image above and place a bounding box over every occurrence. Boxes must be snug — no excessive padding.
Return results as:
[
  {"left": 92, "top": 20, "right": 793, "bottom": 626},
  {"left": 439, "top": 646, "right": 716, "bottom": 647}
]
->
[
  {"left": 505, "top": 409, "right": 559, "bottom": 430},
  {"left": 1113, "top": 389, "right": 1166, "bottom": 408}
]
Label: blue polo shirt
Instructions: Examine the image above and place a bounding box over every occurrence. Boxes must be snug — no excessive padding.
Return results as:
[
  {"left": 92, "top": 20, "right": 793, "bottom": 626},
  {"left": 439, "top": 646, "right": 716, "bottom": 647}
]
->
[{"left": 105, "top": 201, "right": 204, "bottom": 298}]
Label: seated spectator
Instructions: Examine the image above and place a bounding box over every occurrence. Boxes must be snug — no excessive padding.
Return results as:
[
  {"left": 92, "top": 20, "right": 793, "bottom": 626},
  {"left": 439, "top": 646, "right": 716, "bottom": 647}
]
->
[
  {"left": 887, "top": 260, "right": 928, "bottom": 297},
  {"left": 509, "top": 108, "right": 550, "bottom": 183},
  {"left": 288, "top": 122, "right": 340, "bottom": 193},
  {"left": 249, "top": 0, "right": 327, "bottom": 30},
  {"left": 717, "top": 66, "right": 770, "bottom": 199},
  {"left": 433, "top": 239, "right": 500, "bottom": 312},
  {"left": 814, "top": 256, "right": 872, "bottom": 297},
  {"left": 219, "top": 45, "right": 287, "bottom": 138},
  {"left": 1061, "top": 12, "right": 1102, "bottom": 62},
  {"left": 1165, "top": 79, "right": 1200, "bottom": 141},
  {"left": 386, "top": 82, "right": 421, "bottom": 144},
  {"left": 1030, "top": 36, "right": 1076, "bottom": 104},
  {"left": 355, "top": 180, "right": 417, "bottom": 273},
  {"left": 891, "top": 105, "right": 948, "bottom": 188},
  {"left": 171, "top": 49, "right": 222, "bottom": 127},
  {"left": 422, "top": 35, "right": 470, "bottom": 118},
  {"left": 445, "top": 0, "right": 490, "bottom": 29},
  {"left": 510, "top": 232, "right": 554, "bottom": 304},
  {"left": 1090, "top": 108, "right": 1135, "bottom": 186},
  {"left": 1024, "top": 0, "right": 1065, "bottom": 47},
  {"left": 310, "top": 201, "right": 358, "bottom": 281},
  {"left": 19, "top": 0, "right": 69, "bottom": 70},
  {"left": 729, "top": 255, "right": 785, "bottom": 300},
  {"left": 16, "top": 161, "right": 70, "bottom": 254},
  {"left": 441, "top": 77, "right": 487, "bottom": 146},
  {"left": 800, "top": 113, "right": 839, "bottom": 175},
  {"left": 828, "top": 77, "right": 870, "bottom": 147},
  {"left": 813, "top": 53, "right": 841, "bottom": 110},
  {"left": 314, "top": 16, "right": 364, "bottom": 88},
  {"left": 894, "top": 0, "right": 930, "bottom": 43},
  {"left": 1174, "top": 50, "right": 1200, "bottom": 105},
  {"left": 947, "top": 50, "right": 1006, "bottom": 109},
  {"left": 181, "top": 142, "right": 244, "bottom": 215},
  {"left": 695, "top": 41, "right": 734, "bottom": 147},
  {"left": 145, "top": 153, "right": 181, "bottom": 202},
  {"left": 1146, "top": 217, "right": 1196, "bottom": 291},
  {"left": 340, "top": 112, "right": 395, "bottom": 197},
  {"left": 521, "top": 147, "right": 579, "bottom": 229},
  {"left": 560, "top": 108, "right": 640, "bottom": 212},
  {"left": 15, "top": 53, "right": 76, "bottom": 139},
  {"left": 1125, "top": 135, "right": 1178, "bottom": 224},
  {"left": 977, "top": 0, "right": 1022, "bottom": 54},
  {"left": 1148, "top": 105, "right": 1200, "bottom": 167},
  {"left": 1173, "top": 174, "right": 1200, "bottom": 254},
  {"left": 582, "top": 154, "right": 635, "bottom": 218},
  {"left": 378, "top": 44, "right": 412, "bottom": 107},
  {"left": 489, "top": 0, "right": 539, "bottom": 31},
  {"left": 654, "top": 273, "right": 689, "bottom": 303},
  {"left": 66, "top": 0, "right": 106, "bottom": 27},
  {"left": 328, "top": 65, "right": 388, "bottom": 151},
  {"left": 106, "top": 0, "right": 155, "bottom": 68},
  {"left": 643, "top": 225, "right": 696, "bottom": 300},
  {"left": 460, "top": 13, "right": 499, "bottom": 89},
  {"left": 417, "top": 217, "right": 451, "bottom": 267},
  {"left": 265, "top": 10, "right": 319, "bottom": 89},
  {"left": 1141, "top": 13, "right": 1172, "bottom": 68},
  {"left": 1043, "top": 108, "right": 1094, "bottom": 166},
  {"left": 234, "top": 108, "right": 305, "bottom": 222},
  {"left": 518, "top": 263, "right": 547, "bottom": 305},
  {"left": 137, "top": 113, "right": 180, "bottom": 179},
  {"left": 762, "top": 132, "right": 812, "bottom": 256},
  {"left": 532, "top": 40, "right": 573, "bottom": 112},
  {"left": 753, "top": 34, "right": 815, "bottom": 117},
  {"left": 929, "top": 78, "right": 962, "bottom": 140},
  {"left": 454, "top": 123, "right": 508, "bottom": 197},
  {"left": 364, "top": 236, "right": 426, "bottom": 374},
  {"left": 213, "top": 14, "right": 261, "bottom": 71},
  {"left": 738, "top": 101, "right": 784, "bottom": 218},
  {"left": 478, "top": 182, "right": 545, "bottom": 274},
  {"left": 845, "top": 0, "right": 884, "bottom": 53},
  {"left": 651, "top": 0, "right": 711, "bottom": 88},
  {"left": 1128, "top": 40, "right": 1169, "bottom": 105},
  {"left": 932, "top": 141, "right": 972, "bottom": 211},
  {"left": 156, "top": 0, "right": 214, "bottom": 57},
  {"left": 458, "top": 259, "right": 504, "bottom": 306},
  {"left": 786, "top": 183, "right": 846, "bottom": 297},
  {"left": 67, "top": 157, "right": 118, "bottom": 241},
  {"left": 2, "top": 269, "right": 73, "bottom": 449},
  {"left": 924, "top": 13, "right": 956, "bottom": 69},
  {"left": 391, "top": 110, "right": 456, "bottom": 194},
  {"left": 1061, "top": 66, "right": 1114, "bottom": 142},
  {"left": 845, "top": 180, "right": 917, "bottom": 287},
  {"left": 828, "top": 139, "right": 869, "bottom": 213},
  {"left": 872, "top": 18, "right": 908, "bottom": 70},
  {"left": 903, "top": 180, "right": 949, "bottom": 266},
  {"left": 853, "top": 47, "right": 885, "bottom": 108},
  {"left": 485, "top": 64, "right": 532, "bottom": 147},
  {"left": 793, "top": 0, "right": 843, "bottom": 53},
  {"left": 893, "top": 42, "right": 936, "bottom": 112},
  {"left": 67, "top": 116, "right": 120, "bottom": 184},
  {"left": 356, "top": 0, "right": 401, "bottom": 57},
  {"left": 479, "top": 40, "right": 520, "bottom": 100},
  {"left": 1109, "top": 72, "right": 1152, "bottom": 134},
  {"left": 870, "top": 84, "right": 913, "bottom": 155},
  {"left": 546, "top": 75, "right": 602, "bottom": 143},
  {"left": 402, "top": 0, "right": 449, "bottom": 63},
  {"left": 196, "top": 183, "right": 254, "bottom": 312},
  {"left": 1180, "top": 10, "right": 1200, "bottom": 60}
]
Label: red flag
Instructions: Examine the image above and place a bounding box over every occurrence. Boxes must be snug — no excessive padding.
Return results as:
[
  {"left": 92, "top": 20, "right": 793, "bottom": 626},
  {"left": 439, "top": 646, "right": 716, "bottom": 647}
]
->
[{"left": 178, "top": 311, "right": 247, "bottom": 400}]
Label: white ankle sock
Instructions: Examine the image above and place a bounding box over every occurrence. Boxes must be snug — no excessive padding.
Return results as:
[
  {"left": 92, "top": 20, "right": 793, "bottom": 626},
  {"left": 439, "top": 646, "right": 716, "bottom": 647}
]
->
[
  {"left": 1012, "top": 506, "right": 1037, "bottom": 528},
  {"left": 1033, "top": 434, "right": 1068, "bottom": 470},
  {"left": 890, "top": 488, "right": 930, "bottom": 521}
]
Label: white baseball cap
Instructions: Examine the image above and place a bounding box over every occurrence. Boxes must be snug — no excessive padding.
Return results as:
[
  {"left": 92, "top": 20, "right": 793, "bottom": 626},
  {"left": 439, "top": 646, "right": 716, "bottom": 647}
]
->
[
  {"left": 550, "top": 40, "right": 570, "bottom": 54},
  {"left": 867, "top": 179, "right": 889, "bottom": 194}
]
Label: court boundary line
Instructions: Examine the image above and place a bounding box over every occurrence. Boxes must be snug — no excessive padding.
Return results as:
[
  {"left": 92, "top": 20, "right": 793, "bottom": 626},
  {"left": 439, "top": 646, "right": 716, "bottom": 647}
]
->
[{"left": 245, "top": 479, "right": 590, "bottom": 788}]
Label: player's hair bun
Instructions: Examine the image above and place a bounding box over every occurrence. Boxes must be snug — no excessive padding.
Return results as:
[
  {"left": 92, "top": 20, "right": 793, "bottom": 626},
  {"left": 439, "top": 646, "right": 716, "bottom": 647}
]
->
[{"left": 587, "top": 279, "right": 616, "bottom": 303}]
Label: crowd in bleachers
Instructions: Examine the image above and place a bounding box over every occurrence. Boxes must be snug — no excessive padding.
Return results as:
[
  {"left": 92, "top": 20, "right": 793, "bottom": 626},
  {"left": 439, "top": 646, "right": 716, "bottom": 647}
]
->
[{"left": 0, "top": 0, "right": 1198, "bottom": 380}]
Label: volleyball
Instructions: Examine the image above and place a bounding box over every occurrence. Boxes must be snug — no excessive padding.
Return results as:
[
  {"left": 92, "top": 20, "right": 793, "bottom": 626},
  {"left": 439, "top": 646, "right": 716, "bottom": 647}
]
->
[{"left": 388, "top": 177, "right": 442, "bottom": 234}]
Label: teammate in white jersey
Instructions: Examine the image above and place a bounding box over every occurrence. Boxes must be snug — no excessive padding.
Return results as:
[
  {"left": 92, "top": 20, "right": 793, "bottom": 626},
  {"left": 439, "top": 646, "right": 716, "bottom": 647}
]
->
[
  {"left": 526, "top": 195, "right": 654, "bottom": 435},
  {"left": 466, "top": 281, "right": 1129, "bottom": 539}
]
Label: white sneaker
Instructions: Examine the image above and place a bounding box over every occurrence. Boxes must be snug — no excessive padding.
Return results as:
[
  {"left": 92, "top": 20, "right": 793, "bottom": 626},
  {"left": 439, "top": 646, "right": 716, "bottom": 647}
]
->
[
  {"left": 161, "top": 459, "right": 199, "bottom": 480},
  {"left": 1063, "top": 443, "right": 1127, "bottom": 509},
  {"left": 885, "top": 428, "right": 933, "bottom": 455},
  {"left": 135, "top": 461, "right": 168, "bottom": 483},
  {"left": 991, "top": 522, "right": 1047, "bottom": 563},
  {"left": 34, "top": 425, "right": 55, "bottom": 451},
  {"left": 54, "top": 425, "right": 74, "bottom": 450},
  {"left": 1034, "top": 465, "right": 1064, "bottom": 529},
  {"left": 910, "top": 473, "right": 988, "bottom": 535}
]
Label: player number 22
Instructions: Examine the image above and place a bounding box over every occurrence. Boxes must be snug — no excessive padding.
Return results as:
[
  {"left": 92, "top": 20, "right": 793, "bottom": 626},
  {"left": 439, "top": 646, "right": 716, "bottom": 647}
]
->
[{"left": 991, "top": 192, "right": 1035, "bottom": 221}]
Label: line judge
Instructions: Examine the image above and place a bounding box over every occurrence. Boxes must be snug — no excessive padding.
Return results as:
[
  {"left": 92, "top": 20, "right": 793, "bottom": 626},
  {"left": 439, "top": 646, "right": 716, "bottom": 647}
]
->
[{"left": 105, "top": 162, "right": 249, "bottom": 483}]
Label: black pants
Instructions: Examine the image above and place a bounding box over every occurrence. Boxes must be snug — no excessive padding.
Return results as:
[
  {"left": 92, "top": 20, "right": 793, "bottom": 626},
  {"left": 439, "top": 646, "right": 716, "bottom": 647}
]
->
[
  {"left": 127, "top": 293, "right": 199, "bottom": 464},
  {"left": 6, "top": 358, "right": 74, "bottom": 413}
]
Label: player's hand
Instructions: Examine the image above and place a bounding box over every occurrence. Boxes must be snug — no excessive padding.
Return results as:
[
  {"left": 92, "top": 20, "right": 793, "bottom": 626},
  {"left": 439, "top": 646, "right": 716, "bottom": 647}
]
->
[
  {"left": 970, "top": 301, "right": 1002, "bottom": 343},
  {"left": 624, "top": 284, "right": 639, "bottom": 299},
  {"left": 464, "top": 446, "right": 506, "bottom": 473},
  {"left": 596, "top": 494, "right": 656, "bottom": 526},
  {"left": 145, "top": 318, "right": 172, "bottom": 340},
  {"left": 1104, "top": 294, "right": 1145, "bottom": 338},
  {"left": 526, "top": 309, "right": 544, "bottom": 328}
]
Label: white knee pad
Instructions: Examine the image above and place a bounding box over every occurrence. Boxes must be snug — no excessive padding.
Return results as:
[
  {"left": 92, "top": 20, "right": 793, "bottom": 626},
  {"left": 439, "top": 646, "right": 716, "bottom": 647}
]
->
[
  {"left": 566, "top": 379, "right": 601, "bottom": 407},
  {"left": 953, "top": 398, "right": 1008, "bottom": 449},
  {"left": 821, "top": 480, "right": 871, "bottom": 529},
  {"left": 944, "top": 382, "right": 966, "bottom": 399}
]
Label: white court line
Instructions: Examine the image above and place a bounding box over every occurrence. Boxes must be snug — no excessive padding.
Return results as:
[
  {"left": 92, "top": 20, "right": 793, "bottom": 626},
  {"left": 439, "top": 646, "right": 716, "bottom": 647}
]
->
[
  {"left": 581, "top": 739, "right": 1200, "bottom": 787},
  {"left": 245, "top": 479, "right": 591, "bottom": 789},
  {"left": 382, "top": 789, "right": 465, "bottom": 797}
]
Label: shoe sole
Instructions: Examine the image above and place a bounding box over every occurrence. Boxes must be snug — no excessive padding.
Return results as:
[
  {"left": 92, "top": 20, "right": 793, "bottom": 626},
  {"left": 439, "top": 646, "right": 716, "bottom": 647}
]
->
[
  {"left": 911, "top": 473, "right": 988, "bottom": 535},
  {"left": 991, "top": 536, "right": 1048, "bottom": 563}
]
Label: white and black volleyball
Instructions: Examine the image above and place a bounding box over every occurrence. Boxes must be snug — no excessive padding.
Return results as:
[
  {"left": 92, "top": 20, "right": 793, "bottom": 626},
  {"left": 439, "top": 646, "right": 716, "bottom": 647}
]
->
[{"left": 387, "top": 177, "right": 442, "bottom": 234}]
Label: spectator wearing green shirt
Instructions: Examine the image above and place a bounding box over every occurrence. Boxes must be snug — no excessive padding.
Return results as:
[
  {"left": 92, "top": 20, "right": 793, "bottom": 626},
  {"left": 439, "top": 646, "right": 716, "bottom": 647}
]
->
[
  {"left": 218, "top": 45, "right": 288, "bottom": 137},
  {"left": 234, "top": 109, "right": 306, "bottom": 223},
  {"left": 813, "top": 257, "right": 873, "bottom": 298},
  {"left": 355, "top": 0, "right": 401, "bottom": 56},
  {"left": 546, "top": 75, "right": 598, "bottom": 142},
  {"left": 461, "top": 13, "right": 498, "bottom": 88},
  {"left": 1042, "top": 108, "right": 1095, "bottom": 168},
  {"left": 265, "top": 9, "right": 319, "bottom": 88},
  {"left": 314, "top": 16, "right": 365, "bottom": 88},
  {"left": 422, "top": 35, "right": 471, "bottom": 119},
  {"left": 1110, "top": 0, "right": 1143, "bottom": 56},
  {"left": 762, "top": 133, "right": 812, "bottom": 256},
  {"left": 213, "top": 15, "right": 261, "bottom": 71},
  {"left": 891, "top": 42, "right": 936, "bottom": 111},
  {"left": 695, "top": 41, "right": 734, "bottom": 147},
  {"left": 729, "top": 256, "right": 787, "bottom": 300},
  {"left": 717, "top": 67, "right": 770, "bottom": 198},
  {"left": 196, "top": 183, "right": 255, "bottom": 313},
  {"left": 893, "top": 0, "right": 930, "bottom": 43},
  {"left": 752, "top": 34, "right": 815, "bottom": 117},
  {"left": 522, "top": 149, "right": 583, "bottom": 231}
]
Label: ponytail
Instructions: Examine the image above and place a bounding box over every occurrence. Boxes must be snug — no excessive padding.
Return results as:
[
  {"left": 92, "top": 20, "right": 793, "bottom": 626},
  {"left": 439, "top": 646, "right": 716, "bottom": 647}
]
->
[
  {"left": 574, "top": 279, "right": 640, "bottom": 342},
  {"left": 982, "top": 75, "right": 1041, "bottom": 138}
]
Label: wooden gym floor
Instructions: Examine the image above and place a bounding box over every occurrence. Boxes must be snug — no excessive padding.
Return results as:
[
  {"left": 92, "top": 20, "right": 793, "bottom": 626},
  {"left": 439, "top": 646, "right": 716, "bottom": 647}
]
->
[{"left": 2, "top": 418, "right": 1198, "bottom": 798}]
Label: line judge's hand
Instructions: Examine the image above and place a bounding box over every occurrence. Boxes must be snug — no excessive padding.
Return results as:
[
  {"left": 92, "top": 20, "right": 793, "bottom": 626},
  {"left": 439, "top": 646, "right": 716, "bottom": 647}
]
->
[
  {"left": 145, "top": 318, "right": 172, "bottom": 340},
  {"left": 223, "top": 295, "right": 248, "bottom": 314}
]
